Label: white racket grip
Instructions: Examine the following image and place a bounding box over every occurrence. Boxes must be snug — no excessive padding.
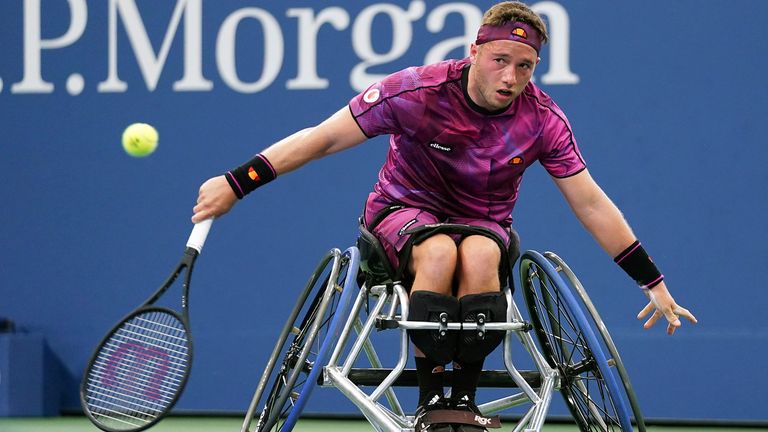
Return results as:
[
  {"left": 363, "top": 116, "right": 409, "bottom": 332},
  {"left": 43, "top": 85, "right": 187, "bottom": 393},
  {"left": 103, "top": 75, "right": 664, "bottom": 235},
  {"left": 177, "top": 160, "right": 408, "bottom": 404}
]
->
[{"left": 187, "top": 218, "right": 213, "bottom": 253}]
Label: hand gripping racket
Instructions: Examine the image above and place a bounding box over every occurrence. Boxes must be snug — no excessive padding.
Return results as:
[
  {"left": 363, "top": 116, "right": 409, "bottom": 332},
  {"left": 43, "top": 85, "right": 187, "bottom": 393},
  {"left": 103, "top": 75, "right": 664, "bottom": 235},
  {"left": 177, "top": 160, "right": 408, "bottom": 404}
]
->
[{"left": 80, "top": 219, "right": 213, "bottom": 432}]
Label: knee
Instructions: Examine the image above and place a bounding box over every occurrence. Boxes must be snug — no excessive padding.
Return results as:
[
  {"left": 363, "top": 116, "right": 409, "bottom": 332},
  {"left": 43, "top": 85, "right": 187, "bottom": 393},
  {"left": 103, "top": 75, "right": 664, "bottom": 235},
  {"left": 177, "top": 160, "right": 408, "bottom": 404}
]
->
[
  {"left": 459, "top": 236, "right": 501, "bottom": 270},
  {"left": 410, "top": 234, "right": 458, "bottom": 277},
  {"left": 457, "top": 236, "right": 501, "bottom": 289}
]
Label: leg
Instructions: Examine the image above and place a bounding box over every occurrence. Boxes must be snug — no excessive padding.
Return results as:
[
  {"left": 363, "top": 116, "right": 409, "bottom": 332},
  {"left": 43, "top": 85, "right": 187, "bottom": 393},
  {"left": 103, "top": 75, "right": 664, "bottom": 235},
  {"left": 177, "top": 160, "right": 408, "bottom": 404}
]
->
[
  {"left": 456, "top": 235, "right": 502, "bottom": 297},
  {"left": 408, "top": 235, "right": 459, "bottom": 429},
  {"left": 452, "top": 236, "right": 508, "bottom": 432},
  {"left": 453, "top": 234, "right": 502, "bottom": 397},
  {"left": 410, "top": 234, "right": 458, "bottom": 295}
]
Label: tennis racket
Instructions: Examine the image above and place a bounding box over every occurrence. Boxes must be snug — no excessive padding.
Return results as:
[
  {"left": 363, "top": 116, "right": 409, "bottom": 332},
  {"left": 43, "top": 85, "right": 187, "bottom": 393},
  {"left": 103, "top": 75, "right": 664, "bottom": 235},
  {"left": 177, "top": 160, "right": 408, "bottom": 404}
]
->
[{"left": 80, "top": 219, "right": 213, "bottom": 432}]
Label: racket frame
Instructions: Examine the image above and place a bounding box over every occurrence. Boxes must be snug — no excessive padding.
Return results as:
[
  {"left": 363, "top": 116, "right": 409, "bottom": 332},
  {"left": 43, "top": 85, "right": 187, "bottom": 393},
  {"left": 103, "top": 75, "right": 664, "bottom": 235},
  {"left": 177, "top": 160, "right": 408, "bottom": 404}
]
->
[{"left": 80, "top": 238, "right": 205, "bottom": 432}]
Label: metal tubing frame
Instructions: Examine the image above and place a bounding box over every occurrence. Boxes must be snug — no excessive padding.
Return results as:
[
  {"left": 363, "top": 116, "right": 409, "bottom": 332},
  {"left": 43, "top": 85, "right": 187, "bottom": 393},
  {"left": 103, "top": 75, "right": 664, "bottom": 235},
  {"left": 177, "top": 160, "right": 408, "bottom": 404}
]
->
[{"left": 320, "top": 276, "right": 561, "bottom": 432}]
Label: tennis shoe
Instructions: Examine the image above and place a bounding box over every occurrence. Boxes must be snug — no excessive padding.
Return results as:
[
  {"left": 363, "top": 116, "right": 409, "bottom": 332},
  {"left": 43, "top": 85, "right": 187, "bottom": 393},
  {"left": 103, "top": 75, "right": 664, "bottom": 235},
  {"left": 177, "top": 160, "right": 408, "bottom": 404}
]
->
[
  {"left": 414, "top": 393, "right": 453, "bottom": 432},
  {"left": 449, "top": 394, "right": 494, "bottom": 432}
]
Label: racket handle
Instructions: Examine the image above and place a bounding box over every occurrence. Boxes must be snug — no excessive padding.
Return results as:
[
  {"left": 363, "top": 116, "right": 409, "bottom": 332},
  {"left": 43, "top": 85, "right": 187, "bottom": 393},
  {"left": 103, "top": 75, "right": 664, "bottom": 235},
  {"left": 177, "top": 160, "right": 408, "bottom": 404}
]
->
[{"left": 187, "top": 218, "right": 213, "bottom": 253}]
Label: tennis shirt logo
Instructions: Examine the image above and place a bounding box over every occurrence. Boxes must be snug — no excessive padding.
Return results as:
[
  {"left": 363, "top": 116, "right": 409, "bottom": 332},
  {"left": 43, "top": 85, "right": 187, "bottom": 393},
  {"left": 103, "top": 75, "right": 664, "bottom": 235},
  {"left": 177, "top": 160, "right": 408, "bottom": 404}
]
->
[
  {"left": 429, "top": 142, "right": 452, "bottom": 152},
  {"left": 508, "top": 156, "right": 524, "bottom": 165},
  {"left": 363, "top": 88, "right": 381, "bottom": 103}
]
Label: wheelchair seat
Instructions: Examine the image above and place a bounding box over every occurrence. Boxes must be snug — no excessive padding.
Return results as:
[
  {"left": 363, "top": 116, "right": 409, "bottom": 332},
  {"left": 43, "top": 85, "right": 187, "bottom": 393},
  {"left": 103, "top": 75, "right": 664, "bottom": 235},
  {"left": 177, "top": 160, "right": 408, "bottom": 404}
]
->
[{"left": 357, "top": 215, "right": 521, "bottom": 291}]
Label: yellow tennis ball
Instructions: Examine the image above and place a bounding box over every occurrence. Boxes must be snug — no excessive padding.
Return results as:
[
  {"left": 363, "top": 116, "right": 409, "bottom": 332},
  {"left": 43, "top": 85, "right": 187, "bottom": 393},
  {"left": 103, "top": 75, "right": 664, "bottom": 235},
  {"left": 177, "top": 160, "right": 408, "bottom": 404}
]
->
[{"left": 122, "top": 123, "right": 158, "bottom": 157}]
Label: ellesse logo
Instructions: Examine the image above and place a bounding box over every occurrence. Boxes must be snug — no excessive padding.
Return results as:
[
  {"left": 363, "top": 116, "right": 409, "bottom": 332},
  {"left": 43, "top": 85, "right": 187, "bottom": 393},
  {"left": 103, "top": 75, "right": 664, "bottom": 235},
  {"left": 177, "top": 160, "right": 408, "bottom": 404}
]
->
[
  {"left": 511, "top": 27, "right": 528, "bottom": 39},
  {"left": 429, "top": 142, "right": 452, "bottom": 152}
]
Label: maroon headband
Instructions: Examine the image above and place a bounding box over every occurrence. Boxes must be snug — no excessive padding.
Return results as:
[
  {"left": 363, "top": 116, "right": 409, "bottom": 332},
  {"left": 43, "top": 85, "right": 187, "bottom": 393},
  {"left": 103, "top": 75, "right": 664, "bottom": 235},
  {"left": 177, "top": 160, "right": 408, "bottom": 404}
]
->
[{"left": 475, "top": 22, "right": 542, "bottom": 54}]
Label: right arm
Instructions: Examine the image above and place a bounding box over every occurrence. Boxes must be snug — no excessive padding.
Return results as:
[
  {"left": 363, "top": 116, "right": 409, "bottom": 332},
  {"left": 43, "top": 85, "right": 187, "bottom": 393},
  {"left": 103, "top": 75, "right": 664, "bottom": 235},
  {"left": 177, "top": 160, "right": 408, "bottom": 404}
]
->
[{"left": 191, "top": 106, "right": 368, "bottom": 222}]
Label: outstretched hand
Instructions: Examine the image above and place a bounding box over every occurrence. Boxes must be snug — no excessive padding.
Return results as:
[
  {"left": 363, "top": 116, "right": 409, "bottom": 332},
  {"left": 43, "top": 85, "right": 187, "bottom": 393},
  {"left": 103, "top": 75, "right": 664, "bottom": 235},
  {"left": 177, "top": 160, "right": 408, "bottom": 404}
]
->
[
  {"left": 637, "top": 281, "right": 697, "bottom": 335},
  {"left": 192, "top": 175, "right": 238, "bottom": 223}
]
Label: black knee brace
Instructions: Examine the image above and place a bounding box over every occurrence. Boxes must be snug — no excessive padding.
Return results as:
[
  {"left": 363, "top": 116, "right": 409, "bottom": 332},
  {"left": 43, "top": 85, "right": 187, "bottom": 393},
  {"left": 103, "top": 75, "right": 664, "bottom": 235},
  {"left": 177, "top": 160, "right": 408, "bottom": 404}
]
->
[
  {"left": 455, "top": 292, "right": 508, "bottom": 363},
  {"left": 408, "top": 291, "right": 459, "bottom": 364}
]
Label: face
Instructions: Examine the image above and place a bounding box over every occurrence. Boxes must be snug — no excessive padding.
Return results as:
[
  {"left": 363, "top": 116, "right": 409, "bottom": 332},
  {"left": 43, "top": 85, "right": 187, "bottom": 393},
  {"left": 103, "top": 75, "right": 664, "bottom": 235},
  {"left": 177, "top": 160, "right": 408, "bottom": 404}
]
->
[{"left": 467, "top": 40, "right": 539, "bottom": 111}]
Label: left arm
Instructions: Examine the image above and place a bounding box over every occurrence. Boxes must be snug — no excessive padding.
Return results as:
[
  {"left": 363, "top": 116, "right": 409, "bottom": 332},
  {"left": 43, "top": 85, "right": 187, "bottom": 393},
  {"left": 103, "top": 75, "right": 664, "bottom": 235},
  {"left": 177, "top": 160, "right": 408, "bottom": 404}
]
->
[{"left": 552, "top": 169, "right": 697, "bottom": 335}]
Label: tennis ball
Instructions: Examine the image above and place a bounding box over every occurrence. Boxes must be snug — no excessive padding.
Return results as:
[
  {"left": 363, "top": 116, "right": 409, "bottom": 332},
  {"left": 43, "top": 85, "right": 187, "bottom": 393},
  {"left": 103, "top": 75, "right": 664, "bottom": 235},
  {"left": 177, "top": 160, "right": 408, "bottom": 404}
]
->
[{"left": 122, "top": 123, "right": 158, "bottom": 157}]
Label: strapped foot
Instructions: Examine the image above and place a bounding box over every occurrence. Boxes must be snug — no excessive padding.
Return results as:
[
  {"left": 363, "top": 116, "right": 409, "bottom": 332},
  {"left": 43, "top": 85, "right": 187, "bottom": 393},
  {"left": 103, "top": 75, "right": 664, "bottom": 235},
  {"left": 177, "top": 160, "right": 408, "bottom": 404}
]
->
[
  {"left": 414, "top": 394, "right": 453, "bottom": 432},
  {"left": 447, "top": 394, "right": 502, "bottom": 432}
]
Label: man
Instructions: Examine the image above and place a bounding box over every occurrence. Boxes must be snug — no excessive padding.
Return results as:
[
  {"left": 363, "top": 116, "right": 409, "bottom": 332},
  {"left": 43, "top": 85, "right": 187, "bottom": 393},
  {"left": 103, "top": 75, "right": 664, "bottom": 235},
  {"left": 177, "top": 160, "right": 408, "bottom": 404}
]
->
[{"left": 192, "top": 2, "right": 697, "bottom": 431}]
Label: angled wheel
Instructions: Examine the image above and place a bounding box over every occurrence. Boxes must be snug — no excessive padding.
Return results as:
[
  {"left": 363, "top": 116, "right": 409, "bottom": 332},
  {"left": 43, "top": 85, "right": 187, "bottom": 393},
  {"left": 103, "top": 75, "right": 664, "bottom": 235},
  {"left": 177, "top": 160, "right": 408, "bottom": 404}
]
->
[
  {"left": 242, "top": 248, "right": 359, "bottom": 432},
  {"left": 520, "top": 251, "right": 633, "bottom": 431},
  {"left": 543, "top": 252, "right": 646, "bottom": 431}
]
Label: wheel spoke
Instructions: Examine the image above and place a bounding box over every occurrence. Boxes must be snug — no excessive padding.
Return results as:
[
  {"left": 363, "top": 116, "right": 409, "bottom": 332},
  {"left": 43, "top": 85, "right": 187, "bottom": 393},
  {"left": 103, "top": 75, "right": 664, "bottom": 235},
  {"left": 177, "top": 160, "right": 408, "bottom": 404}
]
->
[
  {"left": 521, "top": 255, "right": 633, "bottom": 431},
  {"left": 254, "top": 254, "right": 353, "bottom": 432}
]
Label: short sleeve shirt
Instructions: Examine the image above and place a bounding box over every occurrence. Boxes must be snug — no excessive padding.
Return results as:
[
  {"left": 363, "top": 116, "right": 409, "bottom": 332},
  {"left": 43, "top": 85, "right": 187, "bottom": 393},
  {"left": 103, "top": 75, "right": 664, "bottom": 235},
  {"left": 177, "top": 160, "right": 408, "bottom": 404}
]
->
[{"left": 349, "top": 58, "right": 585, "bottom": 225}]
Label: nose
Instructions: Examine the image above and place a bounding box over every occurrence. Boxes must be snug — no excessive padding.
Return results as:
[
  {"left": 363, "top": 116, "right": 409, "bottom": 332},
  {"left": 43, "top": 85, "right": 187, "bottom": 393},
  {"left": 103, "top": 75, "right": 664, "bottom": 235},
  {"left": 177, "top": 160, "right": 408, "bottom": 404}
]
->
[{"left": 501, "top": 66, "right": 517, "bottom": 87}]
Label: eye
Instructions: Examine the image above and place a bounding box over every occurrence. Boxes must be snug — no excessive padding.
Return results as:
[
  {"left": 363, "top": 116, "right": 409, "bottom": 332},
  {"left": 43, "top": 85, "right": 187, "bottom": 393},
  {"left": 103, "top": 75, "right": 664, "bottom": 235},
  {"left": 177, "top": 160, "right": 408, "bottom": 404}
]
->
[{"left": 494, "top": 58, "right": 507, "bottom": 65}]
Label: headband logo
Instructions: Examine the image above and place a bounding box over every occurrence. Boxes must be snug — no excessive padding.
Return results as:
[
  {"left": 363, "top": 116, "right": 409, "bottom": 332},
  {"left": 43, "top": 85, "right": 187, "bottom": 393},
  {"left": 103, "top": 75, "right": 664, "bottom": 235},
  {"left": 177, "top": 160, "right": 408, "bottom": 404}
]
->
[{"left": 475, "top": 22, "right": 542, "bottom": 53}]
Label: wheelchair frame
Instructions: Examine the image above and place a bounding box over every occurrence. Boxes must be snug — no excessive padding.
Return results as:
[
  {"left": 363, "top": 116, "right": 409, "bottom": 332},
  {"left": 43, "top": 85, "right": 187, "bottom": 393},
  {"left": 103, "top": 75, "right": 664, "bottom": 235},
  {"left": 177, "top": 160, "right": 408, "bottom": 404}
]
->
[{"left": 241, "top": 229, "right": 646, "bottom": 432}]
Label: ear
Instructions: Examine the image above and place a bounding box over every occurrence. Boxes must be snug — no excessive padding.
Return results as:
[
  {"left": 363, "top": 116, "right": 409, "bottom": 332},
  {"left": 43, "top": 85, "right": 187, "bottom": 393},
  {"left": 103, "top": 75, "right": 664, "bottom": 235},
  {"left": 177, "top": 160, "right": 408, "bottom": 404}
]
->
[
  {"left": 536, "top": 56, "right": 541, "bottom": 65},
  {"left": 470, "top": 43, "right": 479, "bottom": 64}
]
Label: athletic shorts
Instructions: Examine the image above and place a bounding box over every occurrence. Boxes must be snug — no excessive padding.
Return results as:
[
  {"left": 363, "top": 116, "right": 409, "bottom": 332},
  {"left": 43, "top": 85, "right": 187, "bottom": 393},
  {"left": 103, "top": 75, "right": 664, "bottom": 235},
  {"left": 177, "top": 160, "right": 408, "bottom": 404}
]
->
[{"left": 363, "top": 193, "right": 513, "bottom": 272}]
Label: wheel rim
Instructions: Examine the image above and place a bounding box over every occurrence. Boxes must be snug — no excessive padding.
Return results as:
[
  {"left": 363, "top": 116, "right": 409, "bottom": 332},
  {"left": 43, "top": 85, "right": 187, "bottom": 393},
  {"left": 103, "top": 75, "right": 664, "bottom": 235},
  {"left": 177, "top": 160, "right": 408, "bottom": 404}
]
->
[
  {"left": 544, "top": 252, "right": 646, "bottom": 431},
  {"left": 521, "top": 255, "right": 631, "bottom": 431},
  {"left": 257, "top": 255, "right": 352, "bottom": 431}
]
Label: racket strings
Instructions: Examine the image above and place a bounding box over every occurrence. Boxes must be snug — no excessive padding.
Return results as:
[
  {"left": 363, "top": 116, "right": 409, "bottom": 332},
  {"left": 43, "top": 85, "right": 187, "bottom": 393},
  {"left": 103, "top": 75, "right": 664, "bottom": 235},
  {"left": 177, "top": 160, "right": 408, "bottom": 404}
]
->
[{"left": 84, "top": 310, "right": 190, "bottom": 430}]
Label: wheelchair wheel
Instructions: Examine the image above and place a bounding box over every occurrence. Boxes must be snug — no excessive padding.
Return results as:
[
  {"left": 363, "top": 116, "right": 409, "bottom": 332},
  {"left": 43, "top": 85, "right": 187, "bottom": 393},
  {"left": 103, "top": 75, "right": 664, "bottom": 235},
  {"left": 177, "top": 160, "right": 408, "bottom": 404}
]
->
[
  {"left": 520, "top": 251, "right": 633, "bottom": 431},
  {"left": 544, "top": 252, "right": 646, "bottom": 432},
  {"left": 243, "top": 248, "right": 359, "bottom": 432}
]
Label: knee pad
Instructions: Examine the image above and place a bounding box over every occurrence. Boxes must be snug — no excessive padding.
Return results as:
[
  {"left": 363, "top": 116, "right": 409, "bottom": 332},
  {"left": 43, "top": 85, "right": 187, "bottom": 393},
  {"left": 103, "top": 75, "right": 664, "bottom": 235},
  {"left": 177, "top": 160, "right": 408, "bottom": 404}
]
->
[
  {"left": 408, "top": 291, "right": 459, "bottom": 364},
  {"left": 455, "top": 292, "right": 508, "bottom": 363}
]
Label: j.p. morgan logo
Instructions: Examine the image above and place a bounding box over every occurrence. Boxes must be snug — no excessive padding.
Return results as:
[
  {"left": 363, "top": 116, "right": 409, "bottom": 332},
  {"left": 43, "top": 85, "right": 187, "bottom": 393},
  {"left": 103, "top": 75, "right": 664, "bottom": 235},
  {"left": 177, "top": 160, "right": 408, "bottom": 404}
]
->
[
  {"left": 429, "top": 142, "right": 452, "bottom": 152},
  {"left": 0, "top": 0, "right": 578, "bottom": 96}
]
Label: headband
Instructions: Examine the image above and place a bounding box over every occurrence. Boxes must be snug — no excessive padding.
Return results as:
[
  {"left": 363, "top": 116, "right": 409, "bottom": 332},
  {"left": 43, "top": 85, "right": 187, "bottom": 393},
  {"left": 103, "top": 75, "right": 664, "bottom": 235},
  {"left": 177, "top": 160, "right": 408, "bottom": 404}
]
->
[{"left": 475, "top": 22, "right": 543, "bottom": 54}]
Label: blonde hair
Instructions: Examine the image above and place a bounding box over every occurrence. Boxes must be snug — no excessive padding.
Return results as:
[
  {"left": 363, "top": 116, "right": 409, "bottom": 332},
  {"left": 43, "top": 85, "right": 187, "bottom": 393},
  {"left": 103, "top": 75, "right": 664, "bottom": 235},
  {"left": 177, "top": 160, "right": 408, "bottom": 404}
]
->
[{"left": 482, "top": 1, "right": 549, "bottom": 45}]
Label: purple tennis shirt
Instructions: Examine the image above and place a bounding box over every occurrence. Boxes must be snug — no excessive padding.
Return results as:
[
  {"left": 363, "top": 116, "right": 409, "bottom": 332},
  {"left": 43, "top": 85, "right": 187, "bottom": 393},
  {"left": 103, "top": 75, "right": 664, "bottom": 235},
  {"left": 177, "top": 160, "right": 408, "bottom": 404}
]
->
[{"left": 349, "top": 58, "right": 585, "bottom": 225}]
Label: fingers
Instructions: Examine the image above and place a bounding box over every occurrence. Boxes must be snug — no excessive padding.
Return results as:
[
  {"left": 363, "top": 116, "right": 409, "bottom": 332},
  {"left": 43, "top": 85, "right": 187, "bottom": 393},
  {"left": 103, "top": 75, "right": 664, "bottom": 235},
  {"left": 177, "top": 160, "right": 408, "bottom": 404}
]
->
[
  {"left": 192, "top": 189, "right": 215, "bottom": 223},
  {"left": 667, "top": 320, "right": 680, "bottom": 336},
  {"left": 191, "top": 206, "right": 208, "bottom": 223},
  {"left": 663, "top": 307, "right": 682, "bottom": 329},
  {"left": 674, "top": 306, "right": 698, "bottom": 324},
  {"left": 639, "top": 300, "right": 698, "bottom": 336},
  {"left": 643, "top": 309, "right": 663, "bottom": 329},
  {"left": 191, "top": 202, "right": 207, "bottom": 223},
  {"left": 637, "top": 301, "right": 655, "bottom": 320}
]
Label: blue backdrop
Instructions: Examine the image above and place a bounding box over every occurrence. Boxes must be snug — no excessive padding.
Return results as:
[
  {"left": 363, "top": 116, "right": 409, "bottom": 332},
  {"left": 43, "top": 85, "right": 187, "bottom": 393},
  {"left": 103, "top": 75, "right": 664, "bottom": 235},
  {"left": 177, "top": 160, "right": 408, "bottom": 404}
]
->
[{"left": 1, "top": 0, "right": 766, "bottom": 423}]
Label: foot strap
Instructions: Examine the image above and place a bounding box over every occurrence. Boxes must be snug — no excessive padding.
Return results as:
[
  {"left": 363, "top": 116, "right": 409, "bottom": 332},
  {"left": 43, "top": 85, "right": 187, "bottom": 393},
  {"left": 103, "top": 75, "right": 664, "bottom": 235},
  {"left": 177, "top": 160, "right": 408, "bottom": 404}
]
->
[{"left": 421, "top": 409, "right": 502, "bottom": 429}]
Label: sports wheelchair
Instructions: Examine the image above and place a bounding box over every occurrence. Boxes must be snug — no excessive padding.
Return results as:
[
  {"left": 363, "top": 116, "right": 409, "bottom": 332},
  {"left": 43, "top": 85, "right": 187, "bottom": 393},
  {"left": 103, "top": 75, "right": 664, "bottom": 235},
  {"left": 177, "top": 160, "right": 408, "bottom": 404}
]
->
[{"left": 240, "top": 222, "right": 646, "bottom": 432}]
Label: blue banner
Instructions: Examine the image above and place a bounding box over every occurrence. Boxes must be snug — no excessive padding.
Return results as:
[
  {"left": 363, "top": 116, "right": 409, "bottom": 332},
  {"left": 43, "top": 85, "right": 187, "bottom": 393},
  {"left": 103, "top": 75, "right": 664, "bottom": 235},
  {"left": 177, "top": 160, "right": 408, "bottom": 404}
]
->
[{"left": 1, "top": 0, "right": 766, "bottom": 422}]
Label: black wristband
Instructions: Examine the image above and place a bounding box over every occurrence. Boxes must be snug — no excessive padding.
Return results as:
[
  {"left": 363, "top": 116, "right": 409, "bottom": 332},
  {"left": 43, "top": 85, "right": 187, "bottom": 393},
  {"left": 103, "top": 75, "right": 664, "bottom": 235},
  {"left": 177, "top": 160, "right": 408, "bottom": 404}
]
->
[
  {"left": 613, "top": 240, "right": 664, "bottom": 289},
  {"left": 225, "top": 154, "right": 276, "bottom": 199}
]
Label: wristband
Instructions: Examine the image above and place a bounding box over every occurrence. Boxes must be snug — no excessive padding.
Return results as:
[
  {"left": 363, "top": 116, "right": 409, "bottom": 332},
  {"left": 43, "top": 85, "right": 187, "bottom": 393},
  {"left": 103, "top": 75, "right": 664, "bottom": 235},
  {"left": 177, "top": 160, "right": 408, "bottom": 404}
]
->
[
  {"left": 225, "top": 154, "right": 276, "bottom": 199},
  {"left": 613, "top": 240, "right": 664, "bottom": 289}
]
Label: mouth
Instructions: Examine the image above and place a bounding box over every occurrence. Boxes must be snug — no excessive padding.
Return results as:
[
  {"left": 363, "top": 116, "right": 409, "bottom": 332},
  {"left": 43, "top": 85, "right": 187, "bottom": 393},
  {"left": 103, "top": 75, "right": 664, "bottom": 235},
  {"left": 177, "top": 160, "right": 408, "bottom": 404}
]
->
[{"left": 496, "top": 89, "right": 514, "bottom": 100}]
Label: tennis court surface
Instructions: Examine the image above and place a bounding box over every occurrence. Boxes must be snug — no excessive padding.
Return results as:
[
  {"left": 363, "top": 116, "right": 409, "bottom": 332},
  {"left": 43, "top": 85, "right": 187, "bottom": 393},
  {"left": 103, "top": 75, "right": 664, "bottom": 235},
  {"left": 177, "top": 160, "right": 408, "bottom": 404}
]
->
[{"left": 1, "top": 416, "right": 766, "bottom": 432}]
